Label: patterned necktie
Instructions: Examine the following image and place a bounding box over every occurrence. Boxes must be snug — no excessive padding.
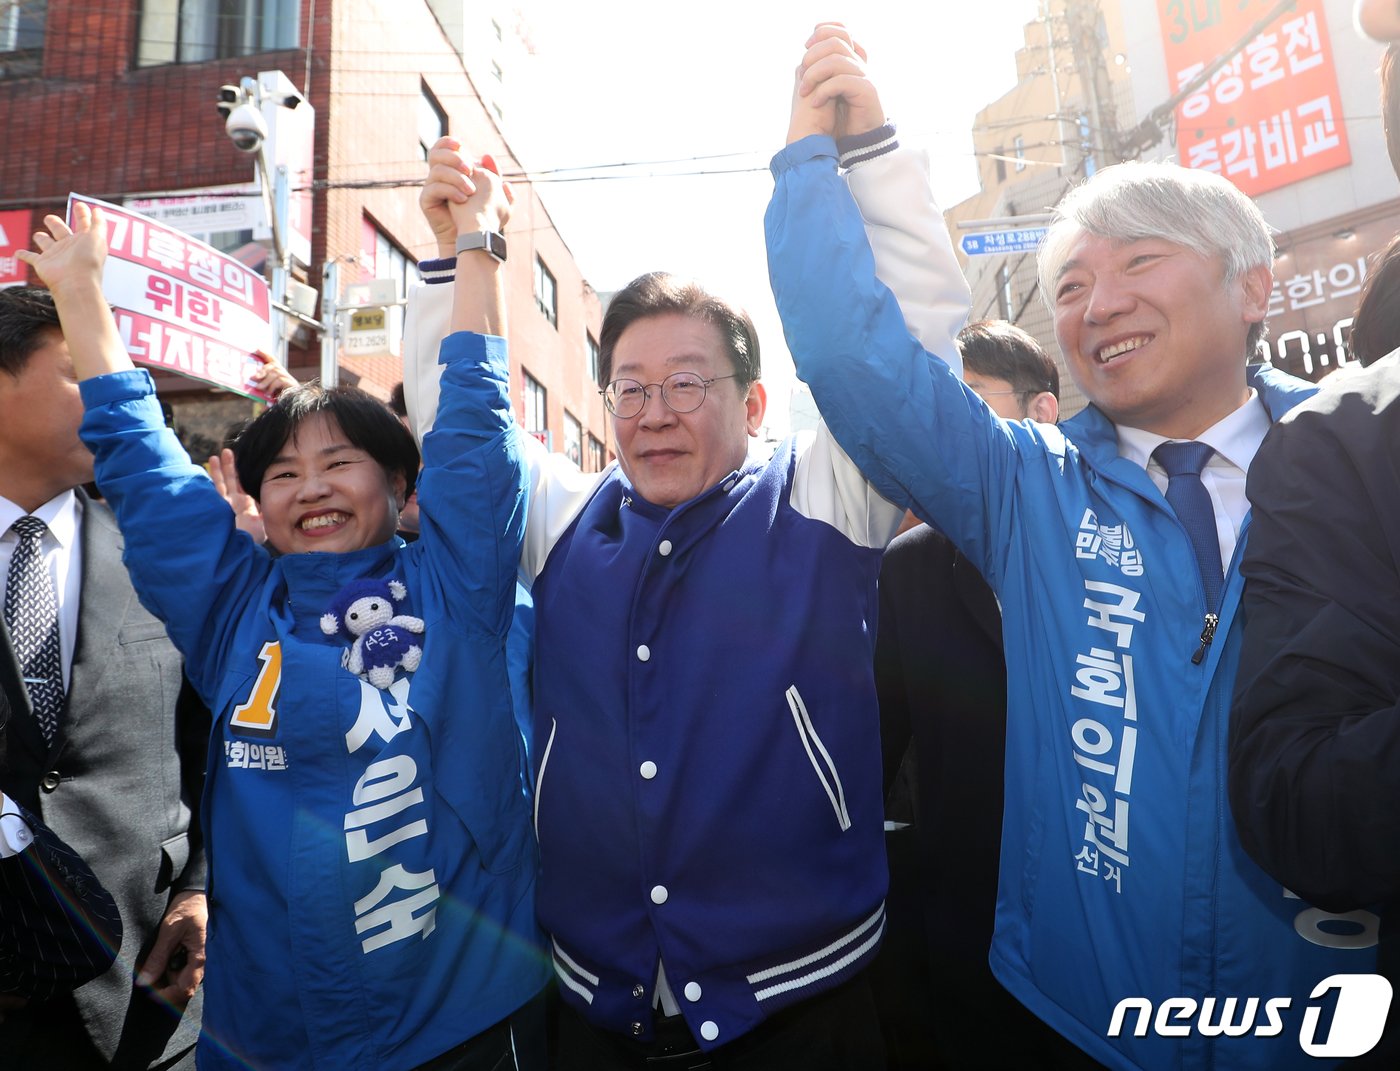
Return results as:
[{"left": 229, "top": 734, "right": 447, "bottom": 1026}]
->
[
  {"left": 1153, "top": 441, "right": 1224, "bottom": 613},
  {"left": 4, "top": 516, "right": 65, "bottom": 743}
]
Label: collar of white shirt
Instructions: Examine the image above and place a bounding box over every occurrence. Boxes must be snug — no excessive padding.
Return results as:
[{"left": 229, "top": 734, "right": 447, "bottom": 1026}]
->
[
  {"left": 0, "top": 489, "right": 84, "bottom": 687},
  {"left": 1114, "top": 389, "right": 1271, "bottom": 486},
  {"left": 1113, "top": 391, "right": 1272, "bottom": 573},
  {"left": 0, "top": 489, "right": 81, "bottom": 553}
]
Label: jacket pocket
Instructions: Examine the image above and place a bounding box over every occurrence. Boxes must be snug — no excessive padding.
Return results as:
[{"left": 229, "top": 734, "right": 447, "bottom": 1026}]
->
[
  {"left": 119, "top": 618, "right": 171, "bottom": 645},
  {"left": 158, "top": 831, "right": 191, "bottom": 891},
  {"left": 786, "top": 685, "right": 852, "bottom": 831},
  {"left": 533, "top": 717, "right": 558, "bottom": 839}
]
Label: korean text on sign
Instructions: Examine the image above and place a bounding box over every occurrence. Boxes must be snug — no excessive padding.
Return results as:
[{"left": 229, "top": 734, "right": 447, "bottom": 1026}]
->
[
  {"left": 69, "top": 194, "right": 277, "bottom": 400},
  {"left": 1157, "top": 0, "right": 1350, "bottom": 196}
]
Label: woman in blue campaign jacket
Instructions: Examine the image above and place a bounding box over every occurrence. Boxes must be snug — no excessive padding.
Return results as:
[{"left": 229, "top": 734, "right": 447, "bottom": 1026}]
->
[
  {"left": 764, "top": 127, "right": 1379, "bottom": 1070},
  {"left": 23, "top": 173, "right": 545, "bottom": 1070}
]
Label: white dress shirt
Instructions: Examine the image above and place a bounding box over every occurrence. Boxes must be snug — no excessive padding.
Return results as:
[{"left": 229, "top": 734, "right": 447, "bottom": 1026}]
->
[
  {"left": 1115, "top": 390, "right": 1272, "bottom": 575},
  {"left": 0, "top": 791, "right": 34, "bottom": 859},
  {"left": 0, "top": 489, "right": 84, "bottom": 689}
]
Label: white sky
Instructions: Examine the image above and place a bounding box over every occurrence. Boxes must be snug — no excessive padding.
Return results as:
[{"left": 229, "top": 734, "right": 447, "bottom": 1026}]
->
[{"left": 506, "top": 1, "right": 1045, "bottom": 435}]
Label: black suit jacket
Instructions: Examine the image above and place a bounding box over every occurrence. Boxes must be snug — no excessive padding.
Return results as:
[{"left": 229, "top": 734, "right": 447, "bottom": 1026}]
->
[
  {"left": 0, "top": 798, "right": 122, "bottom": 1000},
  {"left": 0, "top": 494, "right": 207, "bottom": 1066},
  {"left": 873, "top": 524, "right": 1104, "bottom": 1071}
]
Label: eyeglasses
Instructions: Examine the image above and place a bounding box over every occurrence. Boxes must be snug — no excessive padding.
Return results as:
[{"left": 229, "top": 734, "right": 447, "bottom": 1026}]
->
[{"left": 599, "top": 372, "right": 739, "bottom": 419}]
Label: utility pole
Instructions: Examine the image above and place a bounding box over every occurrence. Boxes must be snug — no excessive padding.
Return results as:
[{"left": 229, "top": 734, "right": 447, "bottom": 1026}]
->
[
  {"left": 214, "top": 70, "right": 317, "bottom": 372},
  {"left": 1065, "top": 0, "right": 1122, "bottom": 169},
  {"left": 321, "top": 260, "right": 340, "bottom": 390},
  {"left": 1042, "top": 0, "right": 1073, "bottom": 169},
  {"left": 1113, "top": 0, "right": 1298, "bottom": 160}
]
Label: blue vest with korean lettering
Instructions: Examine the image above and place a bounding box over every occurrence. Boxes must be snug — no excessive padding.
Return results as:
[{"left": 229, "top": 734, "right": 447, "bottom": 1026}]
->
[
  {"left": 987, "top": 391, "right": 1381, "bottom": 1071},
  {"left": 766, "top": 138, "right": 1380, "bottom": 1070},
  {"left": 531, "top": 438, "right": 888, "bottom": 1050}
]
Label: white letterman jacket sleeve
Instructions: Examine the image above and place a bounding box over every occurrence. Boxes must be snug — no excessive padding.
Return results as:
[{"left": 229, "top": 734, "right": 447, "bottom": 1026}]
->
[
  {"left": 790, "top": 142, "right": 971, "bottom": 549},
  {"left": 403, "top": 279, "right": 601, "bottom": 585}
]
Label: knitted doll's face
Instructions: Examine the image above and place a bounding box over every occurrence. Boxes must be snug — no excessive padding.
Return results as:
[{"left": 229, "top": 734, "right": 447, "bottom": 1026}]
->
[
  {"left": 340, "top": 593, "right": 395, "bottom": 636},
  {"left": 257, "top": 412, "right": 406, "bottom": 555}
]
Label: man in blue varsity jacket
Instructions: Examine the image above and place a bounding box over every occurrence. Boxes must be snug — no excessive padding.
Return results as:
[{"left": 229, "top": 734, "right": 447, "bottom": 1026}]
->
[
  {"left": 764, "top": 25, "right": 1379, "bottom": 1071},
  {"left": 402, "top": 136, "right": 969, "bottom": 1067}
]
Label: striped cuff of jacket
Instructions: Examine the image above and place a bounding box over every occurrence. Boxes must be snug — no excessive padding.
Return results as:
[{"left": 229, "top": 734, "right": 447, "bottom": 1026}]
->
[
  {"left": 837, "top": 123, "right": 899, "bottom": 171},
  {"left": 419, "top": 255, "right": 456, "bottom": 284}
]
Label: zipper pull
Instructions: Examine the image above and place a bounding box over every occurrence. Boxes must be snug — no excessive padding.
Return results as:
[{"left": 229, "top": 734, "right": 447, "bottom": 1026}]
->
[{"left": 1191, "top": 612, "right": 1219, "bottom": 665}]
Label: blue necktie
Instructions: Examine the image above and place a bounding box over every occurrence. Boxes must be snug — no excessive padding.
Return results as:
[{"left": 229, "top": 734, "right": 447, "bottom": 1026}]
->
[
  {"left": 4, "top": 516, "right": 65, "bottom": 744},
  {"left": 1153, "top": 442, "right": 1223, "bottom": 613}
]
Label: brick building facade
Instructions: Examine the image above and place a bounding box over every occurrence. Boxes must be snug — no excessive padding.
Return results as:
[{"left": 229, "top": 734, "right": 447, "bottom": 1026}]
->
[{"left": 0, "top": 0, "right": 611, "bottom": 467}]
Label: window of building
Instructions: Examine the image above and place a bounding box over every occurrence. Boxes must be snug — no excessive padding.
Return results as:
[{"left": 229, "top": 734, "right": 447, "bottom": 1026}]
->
[
  {"left": 1013, "top": 135, "right": 1026, "bottom": 172},
  {"left": 523, "top": 371, "right": 547, "bottom": 444},
  {"left": 994, "top": 148, "right": 1006, "bottom": 184},
  {"left": 586, "top": 434, "right": 606, "bottom": 473},
  {"left": 137, "top": 0, "right": 300, "bottom": 67},
  {"left": 563, "top": 411, "right": 582, "bottom": 468},
  {"left": 0, "top": 0, "right": 45, "bottom": 76},
  {"left": 362, "top": 218, "right": 419, "bottom": 299},
  {"left": 491, "top": 59, "right": 503, "bottom": 83},
  {"left": 997, "top": 263, "right": 1013, "bottom": 321},
  {"left": 419, "top": 82, "right": 447, "bottom": 161},
  {"left": 586, "top": 331, "right": 600, "bottom": 386},
  {"left": 534, "top": 256, "right": 557, "bottom": 327},
  {"left": 491, "top": 17, "right": 502, "bottom": 42},
  {"left": 351, "top": 219, "right": 420, "bottom": 357}
]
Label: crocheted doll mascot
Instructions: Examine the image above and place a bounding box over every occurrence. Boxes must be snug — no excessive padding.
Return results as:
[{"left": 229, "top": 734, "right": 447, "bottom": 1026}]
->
[{"left": 320, "top": 578, "right": 425, "bottom": 689}]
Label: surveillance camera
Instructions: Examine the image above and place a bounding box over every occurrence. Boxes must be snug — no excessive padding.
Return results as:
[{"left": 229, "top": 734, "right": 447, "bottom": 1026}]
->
[{"left": 225, "top": 102, "right": 269, "bottom": 153}]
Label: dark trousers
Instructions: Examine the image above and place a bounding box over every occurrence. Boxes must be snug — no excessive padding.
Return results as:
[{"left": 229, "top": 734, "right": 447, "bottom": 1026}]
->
[
  {"left": 0, "top": 989, "right": 194, "bottom": 1071},
  {"left": 554, "top": 974, "right": 885, "bottom": 1071},
  {"left": 869, "top": 829, "right": 1108, "bottom": 1071},
  {"left": 415, "top": 989, "right": 549, "bottom": 1071}
]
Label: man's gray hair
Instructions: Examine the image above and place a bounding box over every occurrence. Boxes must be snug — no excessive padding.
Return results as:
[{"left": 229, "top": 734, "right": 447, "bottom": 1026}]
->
[{"left": 1037, "top": 162, "right": 1274, "bottom": 352}]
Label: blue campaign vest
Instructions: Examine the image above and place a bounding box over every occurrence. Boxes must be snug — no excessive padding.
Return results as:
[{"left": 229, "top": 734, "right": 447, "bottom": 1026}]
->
[
  {"left": 80, "top": 345, "right": 547, "bottom": 1071},
  {"left": 765, "top": 141, "right": 1379, "bottom": 1070}
]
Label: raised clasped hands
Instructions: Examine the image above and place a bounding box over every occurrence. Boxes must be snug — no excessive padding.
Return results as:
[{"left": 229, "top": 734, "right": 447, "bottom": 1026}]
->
[
  {"left": 419, "top": 136, "right": 515, "bottom": 258},
  {"left": 787, "top": 22, "right": 886, "bottom": 145}
]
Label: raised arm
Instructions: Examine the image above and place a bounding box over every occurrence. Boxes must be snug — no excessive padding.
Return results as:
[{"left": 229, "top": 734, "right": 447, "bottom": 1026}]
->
[
  {"left": 403, "top": 137, "right": 508, "bottom": 439},
  {"left": 413, "top": 142, "right": 531, "bottom": 632},
  {"left": 17, "top": 204, "right": 131, "bottom": 379},
  {"left": 403, "top": 141, "right": 600, "bottom": 585},
  {"left": 798, "top": 24, "right": 969, "bottom": 363},
  {"left": 769, "top": 30, "right": 1035, "bottom": 576},
  {"left": 21, "top": 206, "right": 269, "bottom": 698}
]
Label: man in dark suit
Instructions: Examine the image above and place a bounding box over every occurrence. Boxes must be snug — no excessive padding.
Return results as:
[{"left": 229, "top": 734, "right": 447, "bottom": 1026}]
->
[
  {"left": 0, "top": 286, "right": 207, "bottom": 1069},
  {"left": 871, "top": 322, "right": 1102, "bottom": 1070},
  {"left": 1, "top": 777, "right": 123, "bottom": 1003}
]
